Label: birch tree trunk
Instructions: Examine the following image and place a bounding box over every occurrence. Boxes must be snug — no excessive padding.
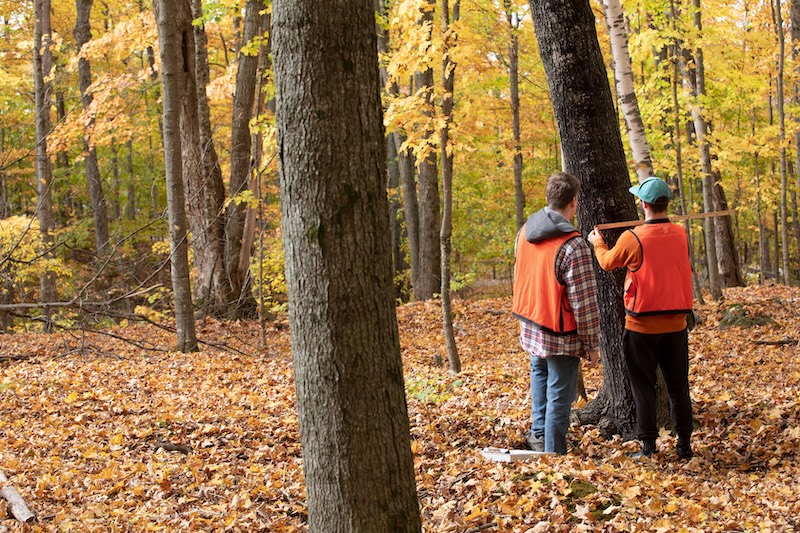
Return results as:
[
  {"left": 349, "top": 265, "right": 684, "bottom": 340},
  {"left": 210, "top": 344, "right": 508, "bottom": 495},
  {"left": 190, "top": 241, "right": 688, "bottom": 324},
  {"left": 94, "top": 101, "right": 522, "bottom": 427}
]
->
[
  {"left": 75, "top": 0, "right": 110, "bottom": 254},
  {"left": 225, "top": 0, "right": 264, "bottom": 317},
  {"left": 34, "top": 0, "right": 57, "bottom": 327},
  {"left": 273, "top": 0, "right": 422, "bottom": 529},
  {"left": 154, "top": 0, "right": 197, "bottom": 352},
  {"left": 189, "top": 0, "right": 230, "bottom": 316},
  {"left": 441, "top": 0, "right": 461, "bottom": 374},
  {"left": 530, "top": 0, "right": 638, "bottom": 440},
  {"left": 602, "top": 0, "right": 655, "bottom": 181}
]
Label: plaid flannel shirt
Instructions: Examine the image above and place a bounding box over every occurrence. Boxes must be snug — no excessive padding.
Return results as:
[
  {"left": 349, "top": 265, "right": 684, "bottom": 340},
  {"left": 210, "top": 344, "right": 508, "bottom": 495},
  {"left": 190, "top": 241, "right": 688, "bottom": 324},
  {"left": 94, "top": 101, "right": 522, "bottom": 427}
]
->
[{"left": 519, "top": 235, "right": 600, "bottom": 359}]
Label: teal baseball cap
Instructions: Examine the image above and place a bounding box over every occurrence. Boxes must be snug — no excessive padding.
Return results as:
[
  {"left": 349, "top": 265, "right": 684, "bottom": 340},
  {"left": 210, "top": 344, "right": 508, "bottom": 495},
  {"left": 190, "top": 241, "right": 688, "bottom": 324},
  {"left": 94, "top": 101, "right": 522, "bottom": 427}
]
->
[{"left": 629, "top": 176, "right": 671, "bottom": 203}]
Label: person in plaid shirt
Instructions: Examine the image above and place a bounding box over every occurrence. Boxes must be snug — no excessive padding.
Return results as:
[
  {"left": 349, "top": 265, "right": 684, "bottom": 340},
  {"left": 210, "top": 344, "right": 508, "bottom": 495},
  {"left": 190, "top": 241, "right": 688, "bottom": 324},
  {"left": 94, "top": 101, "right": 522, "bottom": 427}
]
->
[{"left": 512, "top": 172, "right": 600, "bottom": 455}]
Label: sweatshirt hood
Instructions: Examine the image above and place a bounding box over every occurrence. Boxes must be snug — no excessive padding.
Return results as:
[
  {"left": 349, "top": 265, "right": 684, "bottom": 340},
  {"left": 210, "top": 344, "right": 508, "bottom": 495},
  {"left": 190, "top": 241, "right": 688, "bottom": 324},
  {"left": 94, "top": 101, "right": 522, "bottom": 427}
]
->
[{"left": 524, "top": 207, "right": 578, "bottom": 243}]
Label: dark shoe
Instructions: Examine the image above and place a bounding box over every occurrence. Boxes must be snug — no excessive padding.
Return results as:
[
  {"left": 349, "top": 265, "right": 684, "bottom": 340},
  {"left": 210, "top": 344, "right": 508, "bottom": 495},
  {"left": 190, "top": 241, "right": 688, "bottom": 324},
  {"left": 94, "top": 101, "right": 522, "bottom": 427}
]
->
[
  {"left": 676, "top": 437, "right": 693, "bottom": 459},
  {"left": 626, "top": 439, "right": 656, "bottom": 459},
  {"left": 525, "top": 429, "right": 544, "bottom": 452}
]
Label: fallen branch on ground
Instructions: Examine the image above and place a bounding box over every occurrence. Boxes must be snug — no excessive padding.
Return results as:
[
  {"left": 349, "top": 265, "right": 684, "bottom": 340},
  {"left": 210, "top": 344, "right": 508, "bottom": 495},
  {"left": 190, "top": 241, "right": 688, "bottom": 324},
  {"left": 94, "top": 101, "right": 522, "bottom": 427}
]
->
[
  {"left": 0, "top": 468, "right": 36, "bottom": 523},
  {"left": 753, "top": 338, "right": 798, "bottom": 346}
]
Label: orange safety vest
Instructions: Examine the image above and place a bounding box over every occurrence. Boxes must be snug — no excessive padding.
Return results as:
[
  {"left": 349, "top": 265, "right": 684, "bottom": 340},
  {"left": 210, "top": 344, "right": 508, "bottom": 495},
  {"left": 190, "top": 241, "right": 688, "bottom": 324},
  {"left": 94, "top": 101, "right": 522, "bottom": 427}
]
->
[
  {"left": 512, "top": 229, "right": 580, "bottom": 335},
  {"left": 624, "top": 222, "right": 693, "bottom": 317}
]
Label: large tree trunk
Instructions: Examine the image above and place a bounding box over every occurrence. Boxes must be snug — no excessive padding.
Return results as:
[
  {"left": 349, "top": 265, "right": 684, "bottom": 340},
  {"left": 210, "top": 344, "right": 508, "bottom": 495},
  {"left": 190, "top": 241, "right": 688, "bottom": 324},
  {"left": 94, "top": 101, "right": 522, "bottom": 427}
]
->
[
  {"left": 224, "top": 0, "right": 264, "bottom": 317},
  {"left": 529, "top": 0, "right": 638, "bottom": 440},
  {"left": 273, "top": 0, "right": 422, "bottom": 529},
  {"left": 441, "top": 0, "right": 461, "bottom": 374},
  {"left": 602, "top": 0, "right": 655, "bottom": 181},
  {"left": 189, "top": 0, "right": 230, "bottom": 316},
  {"left": 75, "top": 0, "right": 110, "bottom": 254},
  {"left": 154, "top": 0, "right": 198, "bottom": 353},
  {"left": 34, "top": 0, "right": 57, "bottom": 329},
  {"left": 415, "top": 0, "right": 442, "bottom": 301}
]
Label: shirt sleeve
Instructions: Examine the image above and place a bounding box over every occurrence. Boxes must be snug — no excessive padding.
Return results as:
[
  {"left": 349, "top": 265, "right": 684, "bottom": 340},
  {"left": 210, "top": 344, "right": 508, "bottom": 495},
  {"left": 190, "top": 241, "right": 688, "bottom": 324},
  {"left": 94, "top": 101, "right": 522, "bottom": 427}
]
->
[
  {"left": 558, "top": 238, "right": 600, "bottom": 356},
  {"left": 592, "top": 229, "right": 642, "bottom": 272}
]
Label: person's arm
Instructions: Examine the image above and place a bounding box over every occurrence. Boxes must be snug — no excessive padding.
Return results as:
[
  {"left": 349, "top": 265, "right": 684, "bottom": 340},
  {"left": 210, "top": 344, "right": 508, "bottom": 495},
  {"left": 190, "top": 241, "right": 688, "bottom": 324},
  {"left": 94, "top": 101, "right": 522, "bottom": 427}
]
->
[
  {"left": 587, "top": 229, "right": 642, "bottom": 271},
  {"left": 560, "top": 239, "right": 599, "bottom": 359}
]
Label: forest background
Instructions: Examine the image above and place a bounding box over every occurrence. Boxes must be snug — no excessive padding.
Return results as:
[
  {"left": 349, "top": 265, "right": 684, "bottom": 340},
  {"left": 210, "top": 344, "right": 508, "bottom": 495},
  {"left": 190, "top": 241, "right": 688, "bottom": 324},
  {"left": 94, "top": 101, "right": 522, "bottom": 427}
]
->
[
  {"left": 0, "top": 0, "right": 798, "bottom": 333},
  {"left": 1, "top": 0, "right": 800, "bottom": 531}
]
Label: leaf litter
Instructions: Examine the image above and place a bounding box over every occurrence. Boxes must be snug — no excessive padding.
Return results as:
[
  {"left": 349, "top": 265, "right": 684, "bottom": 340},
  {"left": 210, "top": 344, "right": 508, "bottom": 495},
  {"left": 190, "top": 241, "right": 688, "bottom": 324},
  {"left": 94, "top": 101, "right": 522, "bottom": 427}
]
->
[{"left": 0, "top": 286, "right": 799, "bottom": 531}]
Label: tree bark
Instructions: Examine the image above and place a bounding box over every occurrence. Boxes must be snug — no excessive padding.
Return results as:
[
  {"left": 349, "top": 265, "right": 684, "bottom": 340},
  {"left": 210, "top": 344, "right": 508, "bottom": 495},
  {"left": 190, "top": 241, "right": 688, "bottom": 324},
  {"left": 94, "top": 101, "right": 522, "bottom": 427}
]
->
[
  {"left": 225, "top": 0, "right": 264, "bottom": 317},
  {"left": 529, "top": 0, "right": 638, "bottom": 440},
  {"left": 685, "top": 0, "right": 722, "bottom": 299},
  {"left": 505, "top": 1, "right": 525, "bottom": 230},
  {"left": 75, "top": 0, "right": 110, "bottom": 254},
  {"left": 793, "top": 0, "right": 800, "bottom": 266},
  {"left": 415, "top": 0, "right": 442, "bottom": 301},
  {"left": 602, "top": 0, "right": 655, "bottom": 181},
  {"left": 273, "top": 0, "right": 422, "bottom": 529},
  {"left": 668, "top": 5, "right": 704, "bottom": 302},
  {"left": 126, "top": 138, "right": 136, "bottom": 220},
  {"left": 189, "top": 0, "right": 230, "bottom": 316},
  {"left": 777, "top": 0, "right": 791, "bottom": 285},
  {"left": 441, "top": 0, "right": 461, "bottom": 373},
  {"left": 154, "top": 0, "right": 198, "bottom": 353},
  {"left": 395, "top": 129, "right": 420, "bottom": 292},
  {"left": 34, "top": 0, "right": 57, "bottom": 327},
  {"left": 377, "top": 0, "right": 409, "bottom": 299}
]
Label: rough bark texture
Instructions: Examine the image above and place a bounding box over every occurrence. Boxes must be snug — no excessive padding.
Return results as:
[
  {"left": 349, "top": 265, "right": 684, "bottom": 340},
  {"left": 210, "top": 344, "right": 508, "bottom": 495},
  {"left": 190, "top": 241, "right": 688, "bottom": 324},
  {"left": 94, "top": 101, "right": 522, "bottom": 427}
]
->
[
  {"left": 529, "top": 0, "right": 638, "bottom": 440},
  {"left": 75, "top": 0, "right": 110, "bottom": 253},
  {"left": 154, "top": 0, "right": 197, "bottom": 352},
  {"left": 273, "top": 1, "right": 422, "bottom": 530},
  {"left": 34, "top": 0, "right": 57, "bottom": 324},
  {"left": 224, "top": 0, "right": 264, "bottom": 317},
  {"left": 602, "top": 0, "right": 655, "bottom": 181},
  {"left": 415, "top": 0, "right": 442, "bottom": 301},
  {"left": 189, "top": 0, "right": 230, "bottom": 316},
  {"left": 712, "top": 173, "right": 744, "bottom": 286}
]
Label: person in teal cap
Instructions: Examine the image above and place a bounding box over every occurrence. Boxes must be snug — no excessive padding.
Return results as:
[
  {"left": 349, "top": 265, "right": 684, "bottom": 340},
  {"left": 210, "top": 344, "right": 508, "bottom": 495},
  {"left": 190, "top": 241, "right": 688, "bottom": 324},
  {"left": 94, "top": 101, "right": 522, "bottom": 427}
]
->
[{"left": 587, "top": 177, "right": 694, "bottom": 459}]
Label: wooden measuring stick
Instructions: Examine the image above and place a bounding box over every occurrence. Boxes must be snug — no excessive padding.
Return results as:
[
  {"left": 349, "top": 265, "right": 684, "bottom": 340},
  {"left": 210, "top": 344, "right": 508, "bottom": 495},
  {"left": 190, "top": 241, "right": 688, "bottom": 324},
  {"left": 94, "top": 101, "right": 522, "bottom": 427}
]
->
[{"left": 594, "top": 209, "right": 735, "bottom": 231}]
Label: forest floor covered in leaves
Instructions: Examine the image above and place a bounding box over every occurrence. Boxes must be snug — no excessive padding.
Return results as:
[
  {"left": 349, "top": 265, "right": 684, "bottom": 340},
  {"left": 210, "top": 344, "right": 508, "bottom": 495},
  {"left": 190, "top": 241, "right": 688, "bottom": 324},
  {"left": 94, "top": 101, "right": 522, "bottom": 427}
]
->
[{"left": 1, "top": 285, "right": 799, "bottom": 532}]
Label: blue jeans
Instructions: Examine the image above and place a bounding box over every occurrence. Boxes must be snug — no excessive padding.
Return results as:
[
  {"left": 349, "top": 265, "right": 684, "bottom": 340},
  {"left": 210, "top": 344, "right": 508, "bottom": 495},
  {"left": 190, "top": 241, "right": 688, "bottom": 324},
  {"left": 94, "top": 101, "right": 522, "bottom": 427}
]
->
[{"left": 531, "top": 355, "right": 580, "bottom": 454}]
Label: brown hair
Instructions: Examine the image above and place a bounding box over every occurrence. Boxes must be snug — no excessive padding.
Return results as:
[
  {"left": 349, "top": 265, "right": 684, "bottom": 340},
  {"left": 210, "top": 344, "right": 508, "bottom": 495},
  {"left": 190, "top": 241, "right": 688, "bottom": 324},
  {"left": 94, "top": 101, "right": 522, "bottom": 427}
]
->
[{"left": 546, "top": 172, "right": 580, "bottom": 210}]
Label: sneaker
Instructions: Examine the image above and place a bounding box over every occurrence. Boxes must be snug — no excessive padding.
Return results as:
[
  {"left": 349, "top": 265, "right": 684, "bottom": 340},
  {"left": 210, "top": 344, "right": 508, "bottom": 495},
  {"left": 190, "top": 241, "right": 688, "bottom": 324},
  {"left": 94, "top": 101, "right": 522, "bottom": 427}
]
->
[
  {"left": 626, "top": 440, "right": 656, "bottom": 459},
  {"left": 525, "top": 429, "right": 545, "bottom": 452},
  {"left": 676, "top": 437, "right": 693, "bottom": 459}
]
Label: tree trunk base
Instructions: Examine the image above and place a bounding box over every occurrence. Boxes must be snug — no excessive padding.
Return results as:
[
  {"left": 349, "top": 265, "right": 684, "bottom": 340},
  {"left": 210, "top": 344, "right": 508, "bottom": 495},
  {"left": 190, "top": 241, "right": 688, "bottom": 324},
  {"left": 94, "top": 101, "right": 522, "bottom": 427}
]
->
[{"left": 574, "top": 384, "right": 637, "bottom": 441}]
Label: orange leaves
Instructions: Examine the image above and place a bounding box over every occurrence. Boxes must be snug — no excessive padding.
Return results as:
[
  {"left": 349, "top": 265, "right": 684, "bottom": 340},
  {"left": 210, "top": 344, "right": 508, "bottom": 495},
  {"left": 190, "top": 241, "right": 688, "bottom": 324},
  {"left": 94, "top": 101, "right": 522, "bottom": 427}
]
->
[{"left": 1, "top": 287, "right": 800, "bottom": 530}]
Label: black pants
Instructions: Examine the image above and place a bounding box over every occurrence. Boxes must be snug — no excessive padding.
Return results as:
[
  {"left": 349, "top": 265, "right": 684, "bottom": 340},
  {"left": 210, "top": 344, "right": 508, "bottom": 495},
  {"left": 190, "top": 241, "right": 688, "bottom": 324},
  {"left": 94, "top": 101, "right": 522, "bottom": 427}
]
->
[{"left": 623, "top": 328, "right": 693, "bottom": 442}]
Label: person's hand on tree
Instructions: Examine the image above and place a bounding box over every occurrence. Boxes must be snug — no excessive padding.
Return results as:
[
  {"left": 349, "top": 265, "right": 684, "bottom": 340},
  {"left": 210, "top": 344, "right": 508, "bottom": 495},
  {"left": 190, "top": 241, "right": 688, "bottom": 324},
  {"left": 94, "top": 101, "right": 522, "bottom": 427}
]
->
[
  {"left": 586, "top": 350, "right": 600, "bottom": 366},
  {"left": 587, "top": 228, "right": 604, "bottom": 247}
]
